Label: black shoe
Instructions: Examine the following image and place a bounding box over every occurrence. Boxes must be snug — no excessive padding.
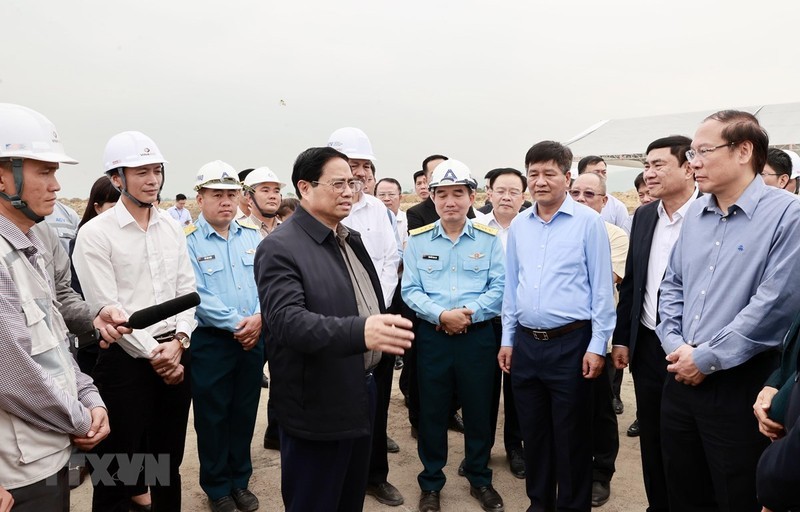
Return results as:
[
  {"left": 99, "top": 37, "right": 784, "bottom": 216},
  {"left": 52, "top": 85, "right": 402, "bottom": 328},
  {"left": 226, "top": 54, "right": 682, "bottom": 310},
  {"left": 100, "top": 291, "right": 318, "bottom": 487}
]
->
[
  {"left": 231, "top": 488, "right": 259, "bottom": 512},
  {"left": 260, "top": 373, "right": 269, "bottom": 388},
  {"left": 263, "top": 435, "right": 280, "bottom": 450},
  {"left": 457, "top": 457, "right": 466, "bottom": 476},
  {"left": 626, "top": 419, "right": 640, "bottom": 437},
  {"left": 470, "top": 485, "right": 504, "bottom": 511},
  {"left": 209, "top": 496, "right": 239, "bottom": 512},
  {"left": 418, "top": 490, "right": 440, "bottom": 512},
  {"left": 387, "top": 437, "right": 399, "bottom": 453},
  {"left": 591, "top": 481, "right": 610, "bottom": 507},
  {"left": 506, "top": 449, "right": 526, "bottom": 479},
  {"left": 394, "top": 356, "right": 404, "bottom": 370},
  {"left": 366, "top": 481, "right": 404, "bottom": 506},
  {"left": 448, "top": 413, "right": 465, "bottom": 433},
  {"left": 411, "top": 426, "right": 418, "bottom": 439},
  {"left": 612, "top": 398, "right": 624, "bottom": 415}
]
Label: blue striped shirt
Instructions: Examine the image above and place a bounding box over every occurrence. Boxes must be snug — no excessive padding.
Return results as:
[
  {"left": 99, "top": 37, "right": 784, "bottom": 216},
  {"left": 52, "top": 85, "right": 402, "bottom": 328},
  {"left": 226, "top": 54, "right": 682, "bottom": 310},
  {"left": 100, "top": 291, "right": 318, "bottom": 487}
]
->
[{"left": 657, "top": 176, "right": 800, "bottom": 374}]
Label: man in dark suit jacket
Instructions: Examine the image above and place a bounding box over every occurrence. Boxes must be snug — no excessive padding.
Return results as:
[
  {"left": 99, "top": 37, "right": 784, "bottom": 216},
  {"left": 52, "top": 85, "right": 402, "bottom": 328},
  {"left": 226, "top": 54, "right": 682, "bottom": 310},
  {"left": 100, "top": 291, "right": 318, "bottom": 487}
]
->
[
  {"left": 611, "top": 135, "right": 697, "bottom": 512},
  {"left": 255, "top": 146, "right": 414, "bottom": 512}
]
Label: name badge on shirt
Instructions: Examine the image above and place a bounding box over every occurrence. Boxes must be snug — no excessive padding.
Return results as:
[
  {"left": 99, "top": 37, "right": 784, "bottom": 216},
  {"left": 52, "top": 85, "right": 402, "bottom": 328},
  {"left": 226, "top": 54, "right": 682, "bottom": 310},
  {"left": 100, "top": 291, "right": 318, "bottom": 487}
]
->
[
  {"left": 198, "top": 255, "right": 216, "bottom": 262},
  {"left": 422, "top": 254, "right": 439, "bottom": 260}
]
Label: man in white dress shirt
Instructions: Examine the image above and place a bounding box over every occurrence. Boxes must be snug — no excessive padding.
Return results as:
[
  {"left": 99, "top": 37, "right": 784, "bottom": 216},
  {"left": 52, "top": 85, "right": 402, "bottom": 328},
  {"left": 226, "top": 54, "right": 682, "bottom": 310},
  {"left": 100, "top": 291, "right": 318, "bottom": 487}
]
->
[
  {"left": 376, "top": 177, "right": 408, "bottom": 252},
  {"left": 577, "top": 156, "right": 631, "bottom": 235},
  {"left": 73, "top": 131, "right": 197, "bottom": 512}
]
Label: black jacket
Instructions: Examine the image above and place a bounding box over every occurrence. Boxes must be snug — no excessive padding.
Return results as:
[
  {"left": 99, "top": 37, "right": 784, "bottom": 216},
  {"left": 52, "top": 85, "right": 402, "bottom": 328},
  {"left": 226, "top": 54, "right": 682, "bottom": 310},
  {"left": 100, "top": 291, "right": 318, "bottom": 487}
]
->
[{"left": 255, "top": 206, "right": 386, "bottom": 441}]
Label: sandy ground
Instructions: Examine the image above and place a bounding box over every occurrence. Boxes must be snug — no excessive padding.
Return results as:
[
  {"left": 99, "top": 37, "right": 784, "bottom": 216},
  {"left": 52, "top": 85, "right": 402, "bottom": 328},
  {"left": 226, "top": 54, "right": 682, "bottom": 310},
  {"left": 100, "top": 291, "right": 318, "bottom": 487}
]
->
[{"left": 70, "top": 368, "right": 648, "bottom": 512}]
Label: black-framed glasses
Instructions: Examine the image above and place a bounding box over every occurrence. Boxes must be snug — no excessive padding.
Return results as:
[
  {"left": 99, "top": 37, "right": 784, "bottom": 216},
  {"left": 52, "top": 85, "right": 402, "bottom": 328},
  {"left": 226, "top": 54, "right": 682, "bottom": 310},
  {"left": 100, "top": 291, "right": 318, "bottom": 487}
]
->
[
  {"left": 311, "top": 179, "right": 364, "bottom": 193},
  {"left": 686, "top": 142, "right": 738, "bottom": 162},
  {"left": 376, "top": 192, "right": 399, "bottom": 199},
  {"left": 569, "top": 189, "right": 601, "bottom": 200}
]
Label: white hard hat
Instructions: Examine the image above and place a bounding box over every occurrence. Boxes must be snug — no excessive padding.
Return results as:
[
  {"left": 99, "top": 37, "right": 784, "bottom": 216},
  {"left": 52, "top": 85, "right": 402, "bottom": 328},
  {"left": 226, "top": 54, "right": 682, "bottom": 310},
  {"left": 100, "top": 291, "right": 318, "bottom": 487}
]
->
[
  {"left": 103, "top": 131, "right": 167, "bottom": 172},
  {"left": 428, "top": 159, "right": 477, "bottom": 190},
  {"left": 194, "top": 160, "right": 242, "bottom": 191},
  {"left": 0, "top": 103, "right": 77, "bottom": 164},
  {"left": 243, "top": 166, "right": 285, "bottom": 190},
  {"left": 783, "top": 149, "right": 800, "bottom": 179},
  {"left": 327, "top": 127, "right": 377, "bottom": 161}
]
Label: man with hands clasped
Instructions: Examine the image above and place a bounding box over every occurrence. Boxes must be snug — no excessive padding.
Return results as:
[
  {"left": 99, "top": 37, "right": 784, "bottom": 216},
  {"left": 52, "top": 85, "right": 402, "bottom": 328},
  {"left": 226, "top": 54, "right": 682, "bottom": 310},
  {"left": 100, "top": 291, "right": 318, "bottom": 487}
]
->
[
  {"left": 186, "top": 161, "right": 264, "bottom": 512},
  {"left": 402, "top": 160, "right": 506, "bottom": 512}
]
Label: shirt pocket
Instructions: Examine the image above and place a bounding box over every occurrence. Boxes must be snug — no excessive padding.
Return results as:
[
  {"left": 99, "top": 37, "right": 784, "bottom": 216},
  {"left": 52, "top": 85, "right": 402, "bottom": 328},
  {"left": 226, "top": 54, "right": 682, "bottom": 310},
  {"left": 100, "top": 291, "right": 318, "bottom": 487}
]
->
[
  {"left": 547, "top": 242, "right": 582, "bottom": 275},
  {"left": 241, "top": 252, "right": 256, "bottom": 290},
  {"left": 461, "top": 258, "right": 491, "bottom": 289},
  {"left": 200, "top": 259, "right": 227, "bottom": 295},
  {"left": 416, "top": 260, "right": 443, "bottom": 290}
]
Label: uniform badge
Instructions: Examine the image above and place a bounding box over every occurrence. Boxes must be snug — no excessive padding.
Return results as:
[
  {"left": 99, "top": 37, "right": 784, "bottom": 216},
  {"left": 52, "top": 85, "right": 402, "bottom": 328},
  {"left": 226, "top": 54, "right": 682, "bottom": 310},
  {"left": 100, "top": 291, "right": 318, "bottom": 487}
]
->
[
  {"left": 246, "top": 249, "right": 256, "bottom": 254},
  {"left": 469, "top": 252, "right": 485, "bottom": 259},
  {"left": 198, "top": 255, "right": 216, "bottom": 262},
  {"left": 422, "top": 254, "right": 439, "bottom": 260}
]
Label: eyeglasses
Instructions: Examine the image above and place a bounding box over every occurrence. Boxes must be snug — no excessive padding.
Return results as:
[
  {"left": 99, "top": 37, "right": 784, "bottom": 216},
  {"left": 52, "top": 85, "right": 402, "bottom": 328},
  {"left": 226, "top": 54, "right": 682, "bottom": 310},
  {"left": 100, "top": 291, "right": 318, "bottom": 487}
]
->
[
  {"left": 376, "top": 192, "right": 399, "bottom": 199},
  {"left": 569, "top": 189, "right": 601, "bottom": 200},
  {"left": 311, "top": 179, "right": 364, "bottom": 193},
  {"left": 685, "top": 142, "right": 738, "bottom": 162},
  {"left": 760, "top": 172, "right": 779, "bottom": 177},
  {"left": 492, "top": 189, "right": 523, "bottom": 198}
]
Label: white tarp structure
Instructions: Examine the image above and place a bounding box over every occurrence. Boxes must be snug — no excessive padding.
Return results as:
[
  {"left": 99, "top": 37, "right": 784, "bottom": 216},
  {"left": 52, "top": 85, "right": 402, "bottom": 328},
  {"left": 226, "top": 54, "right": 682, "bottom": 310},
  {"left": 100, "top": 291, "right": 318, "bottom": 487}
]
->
[{"left": 566, "top": 102, "right": 800, "bottom": 166}]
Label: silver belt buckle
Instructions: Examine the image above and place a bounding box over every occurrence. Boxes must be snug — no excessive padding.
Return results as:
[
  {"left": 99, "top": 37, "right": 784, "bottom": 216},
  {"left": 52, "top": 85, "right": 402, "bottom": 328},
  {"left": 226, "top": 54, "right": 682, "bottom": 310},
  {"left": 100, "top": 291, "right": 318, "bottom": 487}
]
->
[{"left": 532, "top": 330, "right": 549, "bottom": 341}]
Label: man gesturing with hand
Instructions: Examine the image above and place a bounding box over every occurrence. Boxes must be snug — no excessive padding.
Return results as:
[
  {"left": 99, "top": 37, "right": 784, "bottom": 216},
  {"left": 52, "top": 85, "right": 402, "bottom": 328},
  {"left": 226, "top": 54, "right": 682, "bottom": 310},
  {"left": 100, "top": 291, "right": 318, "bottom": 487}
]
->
[{"left": 256, "top": 147, "right": 413, "bottom": 512}]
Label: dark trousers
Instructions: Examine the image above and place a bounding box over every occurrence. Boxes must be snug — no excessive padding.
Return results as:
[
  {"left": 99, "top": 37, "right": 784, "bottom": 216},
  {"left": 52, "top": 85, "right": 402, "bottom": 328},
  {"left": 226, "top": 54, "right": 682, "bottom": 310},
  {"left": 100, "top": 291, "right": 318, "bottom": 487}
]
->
[
  {"left": 630, "top": 326, "right": 669, "bottom": 512},
  {"left": 610, "top": 364, "right": 623, "bottom": 399},
  {"left": 489, "top": 320, "right": 523, "bottom": 454},
  {"left": 661, "top": 350, "right": 777, "bottom": 512},
  {"left": 192, "top": 327, "right": 263, "bottom": 500},
  {"left": 512, "top": 323, "right": 594, "bottom": 512},
  {"left": 90, "top": 343, "right": 192, "bottom": 512},
  {"left": 9, "top": 466, "right": 69, "bottom": 512},
  {"left": 368, "top": 352, "right": 394, "bottom": 485},
  {"left": 279, "top": 374, "right": 376, "bottom": 512},
  {"left": 263, "top": 331, "right": 280, "bottom": 444},
  {"left": 417, "top": 322, "right": 495, "bottom": 491},
  {"left": 591, "top": 354, "right": 619, "bottom": 484}
]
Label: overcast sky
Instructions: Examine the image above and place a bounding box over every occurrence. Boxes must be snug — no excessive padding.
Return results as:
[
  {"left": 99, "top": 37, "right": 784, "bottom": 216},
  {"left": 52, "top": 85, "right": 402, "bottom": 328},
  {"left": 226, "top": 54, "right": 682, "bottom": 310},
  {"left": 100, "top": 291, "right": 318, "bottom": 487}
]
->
[{"left": 4, "top": 0, "right": 799, "bottom": 197}]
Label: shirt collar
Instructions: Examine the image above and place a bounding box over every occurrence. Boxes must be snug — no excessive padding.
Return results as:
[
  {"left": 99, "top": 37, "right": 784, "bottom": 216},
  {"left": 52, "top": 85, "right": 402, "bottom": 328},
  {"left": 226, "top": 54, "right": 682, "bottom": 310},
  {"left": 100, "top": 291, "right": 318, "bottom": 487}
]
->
[
  {"left": 657, "top": 186, "right": 700, "bottom": 222},
  {"left": 113, "top": 200, "right": 161, "bottom": 229},
  {"left": 701, "top": 175, "right": 762, "bottom": 219},
  {"left": 196, "top": 214, "right": 241, "bottom": 240},
  {"left": 529, "top": 192, "right": 572, "bottom": 222},
  {"left": 431, "top": 218, "right": 476, "bottom": 241},
  {"left": 0, "top": 214, "right": 40, "bottom": 254}
]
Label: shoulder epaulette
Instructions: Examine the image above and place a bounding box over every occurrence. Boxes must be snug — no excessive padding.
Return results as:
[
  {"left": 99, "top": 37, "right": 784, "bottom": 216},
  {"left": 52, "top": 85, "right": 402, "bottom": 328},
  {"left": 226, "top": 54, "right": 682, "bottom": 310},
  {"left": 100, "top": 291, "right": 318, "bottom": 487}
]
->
[
  {"left": 184, "top": 224, "right": 198, "bottom": 236},
  {"left": 409, "top": 223, "right": 436, "bottom": 236},
  {"left": 473, "top": 222, "right": 498, "bottom": 236},
  {"left": 237, "top": 220, "right": 259, "bottom": 230}
]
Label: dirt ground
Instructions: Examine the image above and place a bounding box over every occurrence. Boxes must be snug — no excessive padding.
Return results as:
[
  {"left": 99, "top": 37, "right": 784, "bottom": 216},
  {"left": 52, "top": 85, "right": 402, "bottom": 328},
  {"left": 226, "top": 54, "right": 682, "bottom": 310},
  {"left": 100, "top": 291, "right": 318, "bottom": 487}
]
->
[{"left": 70, "top": 367, "right": 648, "bottom": 511}]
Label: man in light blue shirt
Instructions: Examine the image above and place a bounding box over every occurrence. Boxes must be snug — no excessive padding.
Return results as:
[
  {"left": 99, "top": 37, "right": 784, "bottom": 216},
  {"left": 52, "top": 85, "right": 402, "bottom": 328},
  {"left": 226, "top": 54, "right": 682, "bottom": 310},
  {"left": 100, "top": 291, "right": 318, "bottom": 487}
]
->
[
  {"left": 402, "top": 160, "right": 505, "bottom": 512},
  {"left": 498, "top": 140, "right": 615, "bottom": 512},
  {"left": 656, "top": 110, "right": 800, "bottom": 512},
  {"left": 186, "top": 161, "right": 263, "bottom": 512}
]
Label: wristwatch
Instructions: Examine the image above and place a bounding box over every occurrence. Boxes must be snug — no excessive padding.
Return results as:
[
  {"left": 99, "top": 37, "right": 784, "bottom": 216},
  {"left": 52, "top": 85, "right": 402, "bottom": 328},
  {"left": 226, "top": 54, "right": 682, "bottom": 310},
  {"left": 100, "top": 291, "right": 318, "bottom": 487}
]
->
[{"left": 175, "top": 332, "right": 191, "bottom": 350}]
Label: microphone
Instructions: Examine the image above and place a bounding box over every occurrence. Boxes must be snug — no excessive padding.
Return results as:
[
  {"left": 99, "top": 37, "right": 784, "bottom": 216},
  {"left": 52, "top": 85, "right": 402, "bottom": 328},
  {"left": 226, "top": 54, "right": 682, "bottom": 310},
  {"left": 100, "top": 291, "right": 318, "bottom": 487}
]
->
[
  {"left": 73, "top": 292, "right": 201, "bottom": 350},
  {"left": 122, "top": 292, "right": 201, "bottom": 329}
]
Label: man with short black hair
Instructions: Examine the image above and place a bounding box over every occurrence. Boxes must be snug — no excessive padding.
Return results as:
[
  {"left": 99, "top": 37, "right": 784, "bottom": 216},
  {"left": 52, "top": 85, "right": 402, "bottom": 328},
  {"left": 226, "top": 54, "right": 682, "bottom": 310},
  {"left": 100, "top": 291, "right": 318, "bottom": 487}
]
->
[
  {"left": 414, "top": 169, "right": 429, "bottom": 202},
  {"left": 610, "top": 135, "right": 697, "bottom": 512},
  {"left": 655, "top": 111, "right": 800, "bottom": 511},
  {"left": 376, "top": 178, "right": 407, "bottom": 251},
  {"left": 256, "top": 146, "right": 414, "bottom": 511},
  {"left": 760, "top": 147, "right": 793, "bottom": 189},
  {"left": 167, "top": 193, "right": 192, "bottom": 226},
  {"left": 500, "top": 141, "right": 615, "bottom": 512}
]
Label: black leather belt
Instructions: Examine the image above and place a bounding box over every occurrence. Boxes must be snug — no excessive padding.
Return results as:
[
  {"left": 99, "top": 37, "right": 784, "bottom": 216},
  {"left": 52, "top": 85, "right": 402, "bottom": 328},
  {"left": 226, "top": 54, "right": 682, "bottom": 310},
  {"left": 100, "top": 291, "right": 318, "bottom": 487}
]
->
[
  {"left": 154, "top": 331, "right": 176, "bottom": 343},
  {"left": 520, "top": 320, "right": 589, "bottom": 341}
]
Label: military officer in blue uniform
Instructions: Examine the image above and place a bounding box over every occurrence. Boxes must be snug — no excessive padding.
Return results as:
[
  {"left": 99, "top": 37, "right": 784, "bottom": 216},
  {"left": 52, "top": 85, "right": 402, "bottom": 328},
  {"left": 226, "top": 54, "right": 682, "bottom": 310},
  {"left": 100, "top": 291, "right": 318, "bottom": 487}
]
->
[
  {"left": 186, "top": 161, "right": 263, "bottom": 512},
  {"left": 402, "top": 160, "right": 506, "bottom": 512}
]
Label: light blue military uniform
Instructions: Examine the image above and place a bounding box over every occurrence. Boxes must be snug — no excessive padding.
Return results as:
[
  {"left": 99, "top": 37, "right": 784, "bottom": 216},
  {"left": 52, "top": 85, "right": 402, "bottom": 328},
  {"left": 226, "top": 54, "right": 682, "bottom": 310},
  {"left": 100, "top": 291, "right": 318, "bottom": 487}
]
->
[
  {"left": 401, "top": 218, "right": 505, "bottom": 492},
  {"left": 186, "top": 214, "right": 264, "bottom": 501}
]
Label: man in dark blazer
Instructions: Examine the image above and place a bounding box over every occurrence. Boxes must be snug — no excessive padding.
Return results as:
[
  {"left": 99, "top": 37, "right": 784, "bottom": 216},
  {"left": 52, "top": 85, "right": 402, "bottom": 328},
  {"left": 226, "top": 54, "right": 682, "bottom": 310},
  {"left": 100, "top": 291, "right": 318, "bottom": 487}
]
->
[
  {"left": 611, "top": 135, "right": 697, "bottom": 512},
  {"left": 255, "top": 146, "right": 414, "bottom": 512}
]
